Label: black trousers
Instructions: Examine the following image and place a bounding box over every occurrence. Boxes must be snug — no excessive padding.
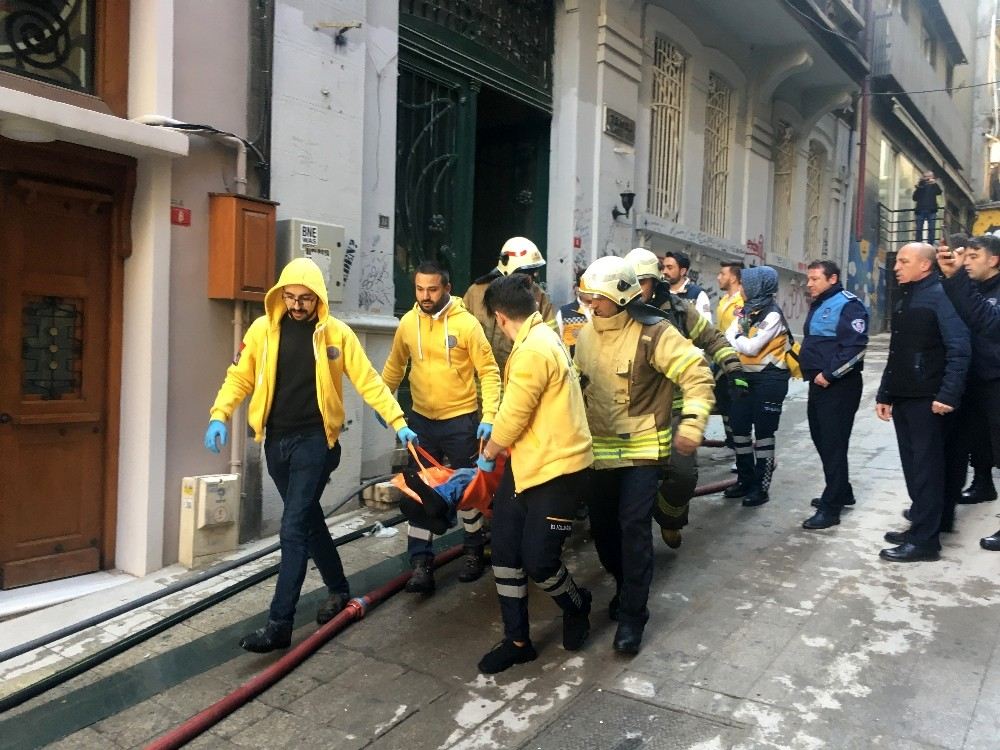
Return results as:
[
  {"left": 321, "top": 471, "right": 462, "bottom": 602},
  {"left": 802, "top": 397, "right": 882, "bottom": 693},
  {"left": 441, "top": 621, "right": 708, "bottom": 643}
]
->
[
  {"left": 950, "top": 379, "right": 1000, "bottom": 473},
  {"left": 729, "top": 368, "right": 790, "bottom": 493},
  {"left": 587, "top": 466, "right": 661, "bottom": 626},
  {"left": 892, "top": 398, "right": 959, "bottom": 549},
  {"left": 808, "top": 371, "right": 862, "bottom": 512},
  {"left": 491, "top": 469, "right": 589, "bottom": 642}
]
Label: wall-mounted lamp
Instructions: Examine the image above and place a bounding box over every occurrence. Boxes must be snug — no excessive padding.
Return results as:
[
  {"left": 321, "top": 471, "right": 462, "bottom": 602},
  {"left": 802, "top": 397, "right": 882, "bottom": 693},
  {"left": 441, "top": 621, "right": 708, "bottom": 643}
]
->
[
  {"left": 0, "top": 116, "right": 57, "bottom": 143},
  {"left": 611, "top": 190, "right": 635, "bottom": 221}
]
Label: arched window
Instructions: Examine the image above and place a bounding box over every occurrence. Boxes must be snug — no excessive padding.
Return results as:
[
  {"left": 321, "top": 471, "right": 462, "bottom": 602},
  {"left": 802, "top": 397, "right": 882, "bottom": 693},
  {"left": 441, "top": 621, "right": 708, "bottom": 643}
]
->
[
  {"left": 701, "top": 72, "right": 732, "bottom": 237},
  {"left": 805, "top": 140, "right": 827, "bottom": 258},
  {"left": 648, "top": 37, "right": 687, "bottom": 221}
]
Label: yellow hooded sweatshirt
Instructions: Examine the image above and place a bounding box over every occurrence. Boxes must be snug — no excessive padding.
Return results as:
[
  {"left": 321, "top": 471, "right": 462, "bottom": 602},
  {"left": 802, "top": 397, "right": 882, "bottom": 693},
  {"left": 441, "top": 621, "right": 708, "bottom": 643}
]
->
[
  {"left": 209, "top": 258, "right": 406, "bottom": 447},
  {"left": 491, "top": 312, "right": 593, "bottom": 492},
  {"left": 381, "top": 296, "right": 502, "bottom": 422}
]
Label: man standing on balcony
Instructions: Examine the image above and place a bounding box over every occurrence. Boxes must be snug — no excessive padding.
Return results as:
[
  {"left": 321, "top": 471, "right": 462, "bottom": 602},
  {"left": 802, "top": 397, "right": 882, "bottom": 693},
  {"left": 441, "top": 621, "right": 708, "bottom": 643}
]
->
[{"left": 913, "top": 171, "right": 942, "bottom": 243}]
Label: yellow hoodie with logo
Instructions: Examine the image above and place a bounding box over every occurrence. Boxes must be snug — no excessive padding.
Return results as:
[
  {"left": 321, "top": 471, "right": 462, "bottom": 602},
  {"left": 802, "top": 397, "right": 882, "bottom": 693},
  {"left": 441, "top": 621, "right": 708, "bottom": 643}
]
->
[
  {"left": 381, "top": 297, "right": 502, "bottom": 422},
  {"left": 209, "top": 258, "right": 406, "bottom": 447}
]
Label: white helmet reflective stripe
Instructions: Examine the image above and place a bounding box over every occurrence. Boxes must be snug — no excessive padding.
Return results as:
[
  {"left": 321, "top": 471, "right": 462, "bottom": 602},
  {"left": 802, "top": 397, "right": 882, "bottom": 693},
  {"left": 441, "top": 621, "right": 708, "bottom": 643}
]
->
[
  {"left": 579, "top": 256, "right": 642, "bottom": 306},
  {"left": 624, "top": 247, "right": 661, "bottom": 280},
  {"left": 497, "top": 237, "right": 545, "bottom": 275}
]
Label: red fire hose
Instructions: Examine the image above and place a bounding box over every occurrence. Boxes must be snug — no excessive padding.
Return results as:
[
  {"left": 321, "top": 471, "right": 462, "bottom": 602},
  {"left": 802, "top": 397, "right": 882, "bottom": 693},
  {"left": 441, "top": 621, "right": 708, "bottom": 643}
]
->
[
  {"left": 145, "top": 545, "right": 463, "bottom": 750},
  {"left": 146, "top": 474, "right": 736, "bottom": 750},
  {"left": 701, "top": 439, "right": 726, "bottom": 448}
]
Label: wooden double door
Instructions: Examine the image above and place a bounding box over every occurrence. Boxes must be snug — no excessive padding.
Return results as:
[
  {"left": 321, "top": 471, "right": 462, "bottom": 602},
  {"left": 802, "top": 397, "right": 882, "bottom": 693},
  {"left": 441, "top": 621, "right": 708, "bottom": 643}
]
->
[{"left": 0, "top": 139, "right": 134, "bottom": 589}]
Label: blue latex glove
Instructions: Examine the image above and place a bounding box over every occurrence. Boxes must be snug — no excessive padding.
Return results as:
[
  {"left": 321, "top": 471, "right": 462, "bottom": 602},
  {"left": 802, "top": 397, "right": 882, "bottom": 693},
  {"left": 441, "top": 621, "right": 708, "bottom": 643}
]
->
[
  {"left": 476, "top": 422, "right": 493, "bottom": 440},
  {"left": 396, "top": 427, "right": 419, "bottom": 447},
  {"left": 476, "top": 455, "right": 496, "bottom": 473},
  {"left": 375, "top": 413, "right": 388, "bottom": 429},
  {"left": 204, "top": 420, "right": 228, "bottom": 453}
]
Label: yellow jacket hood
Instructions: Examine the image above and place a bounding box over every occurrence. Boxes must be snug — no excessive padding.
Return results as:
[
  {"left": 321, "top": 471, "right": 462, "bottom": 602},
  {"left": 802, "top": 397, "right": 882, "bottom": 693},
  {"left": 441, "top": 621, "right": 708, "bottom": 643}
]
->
[{"left": 264, "top": 258, "right": 330, "bottom": 325}]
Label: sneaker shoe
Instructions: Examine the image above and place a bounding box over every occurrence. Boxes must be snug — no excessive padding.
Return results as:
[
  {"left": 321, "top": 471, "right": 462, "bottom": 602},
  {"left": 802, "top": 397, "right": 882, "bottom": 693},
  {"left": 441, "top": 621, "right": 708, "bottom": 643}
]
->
[
  {"left": 478, "top": 639, "right": 538, "bottom": 674},
  {"left": 239, "top": 620, "right": 292, "bottom": 653},
  {"left": 660, "top": 528, "right": 682, "bottom": 549},
  {"left": 316, "top": 593, "right": 348, "bottom": 625},
  {"left": 457, "top": 546, "right": 486, "bottom": 583},
  {"left": 562, "top": 588, "right": 592, "bottom": 651},
  {"left": 405, "top": 556, "right": 435, "bottom": 594}
]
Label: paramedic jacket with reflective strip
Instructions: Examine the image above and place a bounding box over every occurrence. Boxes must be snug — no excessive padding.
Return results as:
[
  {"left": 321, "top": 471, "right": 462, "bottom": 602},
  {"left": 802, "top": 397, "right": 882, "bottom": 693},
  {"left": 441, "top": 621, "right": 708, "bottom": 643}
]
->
[
  {"left": 799, "top": 284, "right": 869, "bottom": 381},
  {"left": 574, "top": 310, "right": 716, "bottom": 471}
]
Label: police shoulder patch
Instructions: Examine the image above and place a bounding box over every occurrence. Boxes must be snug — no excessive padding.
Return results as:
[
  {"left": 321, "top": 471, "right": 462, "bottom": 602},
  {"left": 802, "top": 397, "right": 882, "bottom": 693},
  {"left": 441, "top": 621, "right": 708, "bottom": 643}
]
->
[{"left": 851, "top": 318, "right": 866, "bottom": 333}]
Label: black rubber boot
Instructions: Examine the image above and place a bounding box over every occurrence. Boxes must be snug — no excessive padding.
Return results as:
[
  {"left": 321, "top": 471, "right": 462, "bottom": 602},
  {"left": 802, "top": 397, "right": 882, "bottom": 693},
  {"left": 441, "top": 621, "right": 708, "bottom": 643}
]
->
[
  {"left": 478, "top": 639, "right": 538, "bottom": 674},
  {"left": 239, "top": 620, "right": 292, "bottom": 653},
  {"left": 404, "top": 556, "right": 435, "bottom": 594},
  {"left": 562, "top": 588, "right": 592, "bottom": 651},
  {"left": 457, "top": 545, "right": 487, "bottom": 583}
]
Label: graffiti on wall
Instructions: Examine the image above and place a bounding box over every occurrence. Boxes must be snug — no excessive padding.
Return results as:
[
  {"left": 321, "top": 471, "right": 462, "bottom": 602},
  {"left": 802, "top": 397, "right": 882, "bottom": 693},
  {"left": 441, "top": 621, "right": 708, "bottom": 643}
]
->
[
  {"left": 358, "top": 234, "right": 392, "bottom": 311},
  {"left": 846, "top": 237, "right": 884, "bottom": 331},
  {"left": 972, "top": 206, "right": 1000, "bottom": 236},
  {"left": 744, "top": 234, "right": 765, "bottom": 267}
]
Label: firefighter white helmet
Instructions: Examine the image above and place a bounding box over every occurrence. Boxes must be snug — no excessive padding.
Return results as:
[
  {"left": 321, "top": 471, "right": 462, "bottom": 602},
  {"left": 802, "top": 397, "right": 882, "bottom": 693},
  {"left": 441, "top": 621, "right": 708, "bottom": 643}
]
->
[
  {"left": 497, "top": 237, "right": 545, "bottom": 275},
  {"left": 624, "top": 247, "right": 661, "bottom": 281},
  {"left": 580, "top": 256, "right": 642, "bottom": 306}
]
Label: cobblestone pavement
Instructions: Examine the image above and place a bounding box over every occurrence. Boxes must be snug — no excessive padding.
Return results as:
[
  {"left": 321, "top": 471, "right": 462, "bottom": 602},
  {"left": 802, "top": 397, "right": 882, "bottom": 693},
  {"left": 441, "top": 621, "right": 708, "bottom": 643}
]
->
[{"left": 3, "top": 334, "right": 999, "bottom": 749}]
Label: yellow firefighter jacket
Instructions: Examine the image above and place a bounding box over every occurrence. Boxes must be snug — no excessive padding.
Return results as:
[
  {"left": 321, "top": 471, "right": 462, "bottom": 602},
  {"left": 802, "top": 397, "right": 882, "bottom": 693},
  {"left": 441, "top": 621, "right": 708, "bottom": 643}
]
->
[
  {"left": 210, "top": 258, "right": 406, "bottom": 447},
  {"left": 574, "top": 311, "right": 715, "bottom": 470},
  {"left": 464, "top": 276, "right": 555, "bottom": 372}
]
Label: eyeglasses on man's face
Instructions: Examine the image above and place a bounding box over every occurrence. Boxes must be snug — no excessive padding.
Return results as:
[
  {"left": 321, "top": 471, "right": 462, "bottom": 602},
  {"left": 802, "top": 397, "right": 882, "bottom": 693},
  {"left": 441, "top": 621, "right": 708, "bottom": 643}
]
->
[{"left": 281, "top": 292, "right": 318, "bottom": 306}]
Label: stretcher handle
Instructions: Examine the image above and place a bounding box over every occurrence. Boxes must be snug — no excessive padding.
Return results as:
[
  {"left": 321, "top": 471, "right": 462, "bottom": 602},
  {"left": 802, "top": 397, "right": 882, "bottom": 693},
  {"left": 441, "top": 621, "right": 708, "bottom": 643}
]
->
[{"left": 407, "top": 442, "right": 447, "bottom": 472}]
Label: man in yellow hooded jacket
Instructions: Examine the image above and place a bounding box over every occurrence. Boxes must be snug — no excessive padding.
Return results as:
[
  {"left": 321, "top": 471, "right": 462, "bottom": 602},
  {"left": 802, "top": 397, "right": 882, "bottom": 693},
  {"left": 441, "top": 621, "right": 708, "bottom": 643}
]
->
[
  {"left": 475, "top": 273, "right": 594, "bottom": 674},
  {"left": 382, "top": 260, "right": 502, "bottom": 590},
  {"left": 574, "top": 256, "right": 715, "bottom": 655},
  {"left": 204, "top": 258, "right": 416, "bottom": 653}
]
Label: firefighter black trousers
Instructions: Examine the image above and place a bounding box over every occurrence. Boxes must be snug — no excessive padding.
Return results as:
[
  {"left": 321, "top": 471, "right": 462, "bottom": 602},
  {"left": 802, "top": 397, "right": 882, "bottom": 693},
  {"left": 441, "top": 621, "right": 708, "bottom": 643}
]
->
[
  {"left": 807, "top": 370, "right": 862, "bottom": 512},
  {"left": 587, "top": 466, "right": 661, "bottom": 626},
  {"left": 490, "top": 468, "right": 589, "bottom": 642}
]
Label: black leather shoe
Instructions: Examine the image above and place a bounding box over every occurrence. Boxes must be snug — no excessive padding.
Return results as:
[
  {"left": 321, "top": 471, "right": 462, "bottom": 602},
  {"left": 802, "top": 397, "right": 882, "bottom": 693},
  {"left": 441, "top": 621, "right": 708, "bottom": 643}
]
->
[
  {"left": 879, "top": 543, "right": 940, "bottom": 563},
  {"left": 811, "top": 496, "right": 855, "bottom": 509},
  {"left": 742, "top": 490, "right": 769, "bottom": 507},
  {"left": 802, "top": 511, "right": 840, "bottom": 530},
  {"left": 884, "top": 530, "right": 908, "bottom": 544},
  {"left": 316, "top": 593, "right": 348, "bottom": 625},
  {"left": 981, "top": 531, "right": 1000, "bottom": 551},
  {"left": 478, "top": 639, "right": 538, "bottom": 674},
  {"left": 723, "top": 483, "right": 749, "bottom": 499},
  {"left": 239, "top": 620, "right": 292, "bottom": 653},
  {"left": 563, "top": 588, "right": 591, "bottom": 651},
  {"left": 613, "top": 621, "right": 644, "bottom": 655},
  {"left": 958, "top": 472, "right": 997, "bottom": 504}
]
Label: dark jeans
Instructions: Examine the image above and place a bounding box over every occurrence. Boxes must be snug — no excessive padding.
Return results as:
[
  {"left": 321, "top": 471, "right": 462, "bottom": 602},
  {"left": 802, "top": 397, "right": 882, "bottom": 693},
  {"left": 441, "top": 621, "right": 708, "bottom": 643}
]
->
[
  {"left": 949, "top": 379, "right": 1000, "bottom": 473},
  {"left": 808, "top": 371, "right": 862, "bottom": 512},
  {"left": 587, "top": 466, "right": 661, "bottom": 626},
  {"left": 405, "top": 410, "right": 484, "bottom": 560},
  {"left": 491, "top": 469, "right": 589, "bottom": 642},
  {"left": 729, "top": 368, "right": 790, "bottom": 493},
  {"left": 892, "top": 398, "right": 959, "bottom": 549},
  {"left": 265, "top": 430, "right": 347, "bottom": 625},
  {"left": 915, "top": 210, "right": 936, "bottom": 243}
]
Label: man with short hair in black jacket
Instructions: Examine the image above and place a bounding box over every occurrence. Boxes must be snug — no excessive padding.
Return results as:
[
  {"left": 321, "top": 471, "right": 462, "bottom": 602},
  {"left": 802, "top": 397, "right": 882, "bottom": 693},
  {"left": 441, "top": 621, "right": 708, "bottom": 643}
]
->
[
  {"left": 876, "top": 243, "right": 970, "bottom": 562},
  {"left": 937, "top": 235, "right": 1000, "bottom": 551}
]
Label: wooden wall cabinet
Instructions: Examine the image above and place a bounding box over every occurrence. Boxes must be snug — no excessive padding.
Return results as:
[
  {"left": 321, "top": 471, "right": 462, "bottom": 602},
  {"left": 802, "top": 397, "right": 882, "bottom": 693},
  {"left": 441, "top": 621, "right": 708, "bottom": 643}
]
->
[{"left": 207, "top": 194, "right": 279, "bottom": 301}]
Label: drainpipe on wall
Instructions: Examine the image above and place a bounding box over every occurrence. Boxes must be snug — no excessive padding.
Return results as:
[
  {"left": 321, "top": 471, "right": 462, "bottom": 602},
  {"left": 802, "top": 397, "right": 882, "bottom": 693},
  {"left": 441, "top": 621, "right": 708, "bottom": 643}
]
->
[{"left": 853, "top": 0, "right": 875, "bottom": 241}]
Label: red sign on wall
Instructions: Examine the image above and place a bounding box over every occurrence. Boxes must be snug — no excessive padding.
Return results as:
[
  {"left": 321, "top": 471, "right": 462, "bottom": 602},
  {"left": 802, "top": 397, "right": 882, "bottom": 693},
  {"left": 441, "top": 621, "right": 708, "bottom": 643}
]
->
[{"left": 170, "top": 206, "right": 192, "bottom": 226}]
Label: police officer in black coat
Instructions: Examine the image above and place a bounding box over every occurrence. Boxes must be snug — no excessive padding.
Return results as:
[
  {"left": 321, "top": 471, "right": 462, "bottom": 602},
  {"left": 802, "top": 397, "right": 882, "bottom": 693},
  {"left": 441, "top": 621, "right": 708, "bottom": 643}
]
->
[
  {"left": 876, "top": 243, "right": 970, "bottom": 562},
  {"left": 799, "top": 261, "right": 869, "bottom": 530},
  {"left": 937, "top": 235, "right": 1000, "bottom": 551}
]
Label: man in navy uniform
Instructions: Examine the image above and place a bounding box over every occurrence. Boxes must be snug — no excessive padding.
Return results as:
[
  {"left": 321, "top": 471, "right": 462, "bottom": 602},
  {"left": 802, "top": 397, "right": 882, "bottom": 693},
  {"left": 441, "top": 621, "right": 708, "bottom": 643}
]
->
[{"left": 799, "top": 260, "right": 869, "bottom": 530}]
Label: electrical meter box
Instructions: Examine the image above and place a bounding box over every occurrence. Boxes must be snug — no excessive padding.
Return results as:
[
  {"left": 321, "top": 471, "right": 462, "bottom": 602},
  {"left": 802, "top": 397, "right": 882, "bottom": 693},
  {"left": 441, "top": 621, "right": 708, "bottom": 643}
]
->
[
  {"left": 179, "top": 474, "right": 240, "bottom": 568},
  {"left": 277, "top": 218, "right": 346, "bottom": 302}
]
